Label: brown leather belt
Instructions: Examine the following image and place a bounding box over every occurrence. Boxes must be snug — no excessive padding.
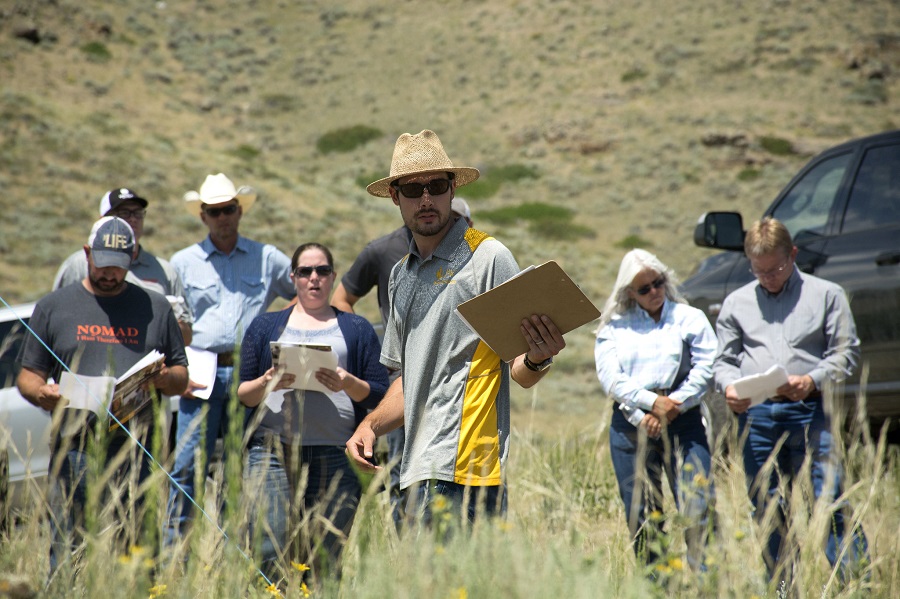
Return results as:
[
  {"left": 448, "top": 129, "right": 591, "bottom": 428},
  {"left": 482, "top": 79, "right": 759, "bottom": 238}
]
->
[{"left": 217, "top": 351, "right": 235, "bottom": 367}]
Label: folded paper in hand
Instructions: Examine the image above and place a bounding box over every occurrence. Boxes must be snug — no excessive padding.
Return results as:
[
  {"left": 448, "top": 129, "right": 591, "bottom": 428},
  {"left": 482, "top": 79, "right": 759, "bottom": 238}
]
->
[
  {"left": 454, "top": 260, "right": 601, "bottom": 362},
  {"left": 270, "top": 341, "right": 338, "bottom": 394},
  {"left": 732, "top": 365, "right": 789, "bottom": 406},
  {"left": 59, "top": 350, "right": 166, "bottom": 428}
]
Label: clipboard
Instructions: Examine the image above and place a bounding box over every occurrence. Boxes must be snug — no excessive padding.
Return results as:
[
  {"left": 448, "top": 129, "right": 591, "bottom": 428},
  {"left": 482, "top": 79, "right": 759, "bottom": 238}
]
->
[{"left": 454, "top": 260, "right": 601, "bottom": 362}]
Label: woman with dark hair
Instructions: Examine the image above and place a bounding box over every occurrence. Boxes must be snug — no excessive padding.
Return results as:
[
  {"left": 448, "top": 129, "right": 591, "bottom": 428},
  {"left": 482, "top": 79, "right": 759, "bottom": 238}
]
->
[
  {"left": 594, "top": 249, "right": 716, "bottom": 572},
  {"left": 238, "top": 242, "right": 388, "bottom": 579}
]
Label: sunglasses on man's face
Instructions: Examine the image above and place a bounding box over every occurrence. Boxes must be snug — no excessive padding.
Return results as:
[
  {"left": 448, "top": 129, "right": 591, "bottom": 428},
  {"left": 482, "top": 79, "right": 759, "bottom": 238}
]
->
[
  {"left": 203, "top": 204, "right": 239, "bottom": 218},
  {"left": 393, "top": 178, "right": 452, "bottom": 199},
  {"left": 634, "top": 276, "right": 666, "bottom": 296},
  {"left": 293, "top": 265, "right": 334, "bottom": 278}
]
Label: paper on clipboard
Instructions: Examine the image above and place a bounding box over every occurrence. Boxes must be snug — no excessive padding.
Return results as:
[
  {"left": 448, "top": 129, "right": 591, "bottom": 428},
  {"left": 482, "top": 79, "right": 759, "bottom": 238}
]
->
[
  {"left": 270, "top": 341, "right": 338, "bottom": 394},
  {"left": 454, "top": 260, "right": 601, "bottom": 362},
  {"left": 185, "top": 347, "right": 217, "bottom": 400},
  {"left": 732, "top": 365, "right": 789, "bottom": 406}
]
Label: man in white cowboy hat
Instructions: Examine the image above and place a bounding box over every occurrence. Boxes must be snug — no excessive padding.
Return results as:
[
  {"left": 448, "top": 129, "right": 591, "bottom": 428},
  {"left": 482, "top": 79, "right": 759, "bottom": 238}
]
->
[
  {"left": 19, "top": 216, "right": 189, "bottom": 574},
  {"left": 164, "top": 173, "right": 295, "bottom": 547},
  {"left": 345, "top": 130, "right": 564, "bottom": 522},
  {"left": 52, "top": 187, "right": 194, "bottom": 344}
]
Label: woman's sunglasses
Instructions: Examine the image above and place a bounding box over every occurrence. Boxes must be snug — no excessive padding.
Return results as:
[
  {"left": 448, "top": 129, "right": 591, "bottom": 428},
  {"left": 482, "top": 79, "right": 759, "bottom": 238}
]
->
[
  {"left": 634, "top": 276, "right": 666, "bottom": 296},
  {"left": 293, "top": 265, "right": 334, "bottom": 278}
]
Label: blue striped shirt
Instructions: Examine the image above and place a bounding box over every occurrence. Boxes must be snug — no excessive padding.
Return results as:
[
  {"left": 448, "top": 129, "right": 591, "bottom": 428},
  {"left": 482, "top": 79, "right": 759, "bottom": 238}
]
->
[
  {"left": 595, "top": 299, "right": 716, "bottom": 427},
  {"left": 170, "top": 235, "right": 295, "bottom": 353}
]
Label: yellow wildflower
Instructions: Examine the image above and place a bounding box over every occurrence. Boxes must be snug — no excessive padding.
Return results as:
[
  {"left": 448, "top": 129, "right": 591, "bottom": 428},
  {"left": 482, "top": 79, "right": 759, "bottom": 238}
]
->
[
  {"left": 291, "top": 561, "right": 311, "bottom": 573},
  {"left": 117, "top": 554, "right": 132, "bottom": 565},
  {"left": 456, "top": 587, "right": 468, "bottom": 599},
  {"left": 432, "top": 494, "right": 449, "bottom": 512},
  {"left": 148, "top": 584, "right": 167, "bottom": 598},
  {"left": 300, "top": 582, "right": 311, "bottom": 598},
  {"left": 734, "top": 530, "right": 746, "bottom": 541},
  {"left": 264, "top": 582, "right": 282, "bottom": 597},
  {"left": 668, "top": 557, "right": 683, "bottom": 571},
  {"left": 655, "top": 563, "right": 672, "bottom": 575},
  {"left": 683, "top": 463, "right": 694, "bottom": 472},
  {"left": 692, "top": 473, "right": 709, "bottom": 487},
  {"left": 649, "top": 510, "right": 664, "bottom": 522}
]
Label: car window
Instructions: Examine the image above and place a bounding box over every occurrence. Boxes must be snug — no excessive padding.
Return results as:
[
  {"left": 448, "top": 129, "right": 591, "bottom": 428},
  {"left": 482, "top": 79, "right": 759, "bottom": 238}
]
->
[
  {"left": 841, "top": 143, "right": 900, "bottom": 234},
  {"left": 770, "top": 152, "right": 852, "bottom": 239}
]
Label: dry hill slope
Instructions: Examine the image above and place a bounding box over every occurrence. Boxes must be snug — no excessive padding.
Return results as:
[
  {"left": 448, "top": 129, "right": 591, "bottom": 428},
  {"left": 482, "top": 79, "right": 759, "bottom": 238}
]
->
[{"left": 1, "top": 0, "right": 897, "bottom": 318}]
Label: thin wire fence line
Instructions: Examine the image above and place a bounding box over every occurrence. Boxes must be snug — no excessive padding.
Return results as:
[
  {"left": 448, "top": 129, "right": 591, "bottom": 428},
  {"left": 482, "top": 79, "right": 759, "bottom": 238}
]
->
[{"left": 0, "top": 293, "right": 272, "bottom": 586}]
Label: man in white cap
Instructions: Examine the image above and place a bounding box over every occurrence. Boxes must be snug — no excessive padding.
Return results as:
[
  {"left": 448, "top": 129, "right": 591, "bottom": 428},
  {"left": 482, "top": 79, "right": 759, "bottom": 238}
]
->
[
  {"left": 451, "top": 196, "right": 474, "bottom": 227},
  {"left": 53, "top": 187, "right": 193, "bottom": 344},
  {"left": 165, "top": 173, "right": 295, "bottom": 548},
  {"left": 18, "top": 216, "right": 189, "bottom": 574},
  {"left": 345, "top": 130, "right": 564, "bottom": 523}
]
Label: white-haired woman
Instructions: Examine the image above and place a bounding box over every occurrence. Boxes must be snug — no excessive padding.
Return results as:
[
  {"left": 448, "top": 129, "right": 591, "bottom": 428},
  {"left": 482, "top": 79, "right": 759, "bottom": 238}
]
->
[{"left": 594, "top": 249, "right": 717, "bottom": 571}]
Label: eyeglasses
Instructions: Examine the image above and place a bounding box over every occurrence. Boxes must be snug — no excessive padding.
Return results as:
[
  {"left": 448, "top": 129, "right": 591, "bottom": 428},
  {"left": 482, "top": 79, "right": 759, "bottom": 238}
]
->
[
  {"left": 749, "top": 259, "right": 791, "bottom": 279},
  {"left": 634, "top": 276, "right": 666, "bottom": 296},
  {"left": 293, "top": 265, "right": 334, "bottom": 278},
  {"left": 203, "top": 204, "right": 239, "bottom": 218},
  {"left": 110, "top": 208, "right": 146, "bottom": 220},
  {"left": 392, "top": 178, "right": 452, "bottom": 199}
]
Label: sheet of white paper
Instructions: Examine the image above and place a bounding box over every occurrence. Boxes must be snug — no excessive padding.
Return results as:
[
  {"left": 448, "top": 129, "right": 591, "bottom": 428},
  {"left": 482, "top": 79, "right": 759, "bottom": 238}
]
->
[
  {"left": 732, "top": 365, "right": 790, "bottom": 406},
  {"left": 270, "top": 342, "right": 338, "bottom": 394},
  {"left": 264, "top": 389, "right": 291, "bottom": 414},
  {"left": 59, "top": 372, "right": 115, "bottom": 414},
  {"left": 185, "top": 347, "right": 217, "bottom": 400}
]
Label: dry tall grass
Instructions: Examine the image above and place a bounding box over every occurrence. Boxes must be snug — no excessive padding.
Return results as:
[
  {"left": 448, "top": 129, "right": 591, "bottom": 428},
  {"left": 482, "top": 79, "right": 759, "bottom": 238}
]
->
[{"left": 1, "top": 385, "right": 896, "bottom": 598}]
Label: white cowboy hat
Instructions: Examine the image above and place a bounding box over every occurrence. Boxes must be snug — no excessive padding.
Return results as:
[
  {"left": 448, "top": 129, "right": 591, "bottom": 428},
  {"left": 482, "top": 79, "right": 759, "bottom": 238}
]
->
[
  {"left": 366, "top": 130, "right": 480, "bottom": 198},
  {"left": 183, "top": 173, "right": 257, "bottom": 216}
]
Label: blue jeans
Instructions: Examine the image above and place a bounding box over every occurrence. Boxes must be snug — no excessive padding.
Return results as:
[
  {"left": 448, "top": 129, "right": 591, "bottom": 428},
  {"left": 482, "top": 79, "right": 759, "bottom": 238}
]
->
[
  {"left": 243, "top": 442, "right": 361, "bottom": 580},
  {"left": 402, "top": 479, "right": 507, "bottom": 528},
  {"left": 609, "top": 407, "right": 715, "bottom": 569},
  {"left": 48, "top": 433, "right": 152, "bottom": 575},
  {"left": 738, "top": 398, "right": 869, "bottom": 580},
  {"left": 164, "top": 365, "right": 232, "bottom": 548}
]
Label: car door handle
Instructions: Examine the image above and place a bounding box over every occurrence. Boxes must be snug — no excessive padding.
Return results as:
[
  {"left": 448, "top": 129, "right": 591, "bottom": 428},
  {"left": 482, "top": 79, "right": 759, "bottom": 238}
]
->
[{"left": 875, "top": 251, "right": 900, "bottom": 266}]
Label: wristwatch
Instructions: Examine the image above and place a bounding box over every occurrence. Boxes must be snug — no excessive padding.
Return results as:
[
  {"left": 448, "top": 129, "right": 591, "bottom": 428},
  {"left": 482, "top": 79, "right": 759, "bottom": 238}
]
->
[{"left": 523, "top": 354, "right": 553, "bottom": 372}]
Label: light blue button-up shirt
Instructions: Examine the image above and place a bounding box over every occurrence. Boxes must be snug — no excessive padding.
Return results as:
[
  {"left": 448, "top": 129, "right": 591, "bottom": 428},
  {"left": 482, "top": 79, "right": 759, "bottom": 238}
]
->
[
  {"left": 171, "top": 235, "right": 295, "bottom": 353},
  {"left": 595, "top": 299, "right": 717, "bottom": 427}
]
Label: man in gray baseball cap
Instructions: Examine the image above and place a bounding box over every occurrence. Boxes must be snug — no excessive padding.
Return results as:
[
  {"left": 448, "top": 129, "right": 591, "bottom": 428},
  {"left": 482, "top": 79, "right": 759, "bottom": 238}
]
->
[{"left": 53, "top": 188, "right": 193, "bottom": 343}]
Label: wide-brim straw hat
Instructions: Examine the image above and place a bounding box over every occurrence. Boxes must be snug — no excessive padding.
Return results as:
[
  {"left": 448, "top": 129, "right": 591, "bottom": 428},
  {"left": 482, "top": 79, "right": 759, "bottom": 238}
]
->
[
  {"left": 366, "top": 130, "right": 480, "bottom": 198},
  {"left": 183, "top": 173, "right": 257, "bottom": 216}
]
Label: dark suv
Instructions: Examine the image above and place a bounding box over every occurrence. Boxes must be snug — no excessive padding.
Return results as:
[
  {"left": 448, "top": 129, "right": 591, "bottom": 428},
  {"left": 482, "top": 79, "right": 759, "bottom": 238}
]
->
[{"left": 682, "top": 129, "right": 900, "bottom": 436}]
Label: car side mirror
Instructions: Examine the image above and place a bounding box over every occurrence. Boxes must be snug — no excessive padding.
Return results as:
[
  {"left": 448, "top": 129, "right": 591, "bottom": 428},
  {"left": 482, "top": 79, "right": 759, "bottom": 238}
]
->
[{"left": 693, "top": 212, "right": 745, "bottom": 251}]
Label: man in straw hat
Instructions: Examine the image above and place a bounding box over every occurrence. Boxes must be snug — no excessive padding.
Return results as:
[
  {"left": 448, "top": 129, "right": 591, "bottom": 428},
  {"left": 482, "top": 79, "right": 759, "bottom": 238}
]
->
[
  {"left": 164, "top": 173, "right": 295, "bottom": 548},
  {"left": 345, "top": 130, "right": 564, "bottom": 523},
  {"left": 18, "top": 216, "right": 188, "bottom": 574}
]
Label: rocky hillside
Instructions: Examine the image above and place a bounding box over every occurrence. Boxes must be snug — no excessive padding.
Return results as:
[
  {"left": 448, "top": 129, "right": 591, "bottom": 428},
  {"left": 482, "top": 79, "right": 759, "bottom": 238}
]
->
[{"left": 2, "top": 0, "right": 897, "bottom": 315}]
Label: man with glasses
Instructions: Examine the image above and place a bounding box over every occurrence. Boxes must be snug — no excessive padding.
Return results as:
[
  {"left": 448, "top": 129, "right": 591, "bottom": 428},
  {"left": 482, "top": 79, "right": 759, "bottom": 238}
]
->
[
  {"left": 53, "top": 188, "right": 193, "bottom": 343},
  {"left": 345, "top": 130, "right": 565, "bottom": 524},
  {"left": 713, "top": 217, "right": 869, "bottom": 585},
  {"left": 164, "top": 173, "right": 295, "bottom": 550}
]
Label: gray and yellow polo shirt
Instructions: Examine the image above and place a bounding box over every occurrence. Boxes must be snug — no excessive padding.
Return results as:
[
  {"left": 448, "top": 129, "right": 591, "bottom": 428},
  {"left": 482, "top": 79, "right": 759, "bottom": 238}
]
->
[{"left": 382, "top": 217, "right": 520, "bottom": 490}]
